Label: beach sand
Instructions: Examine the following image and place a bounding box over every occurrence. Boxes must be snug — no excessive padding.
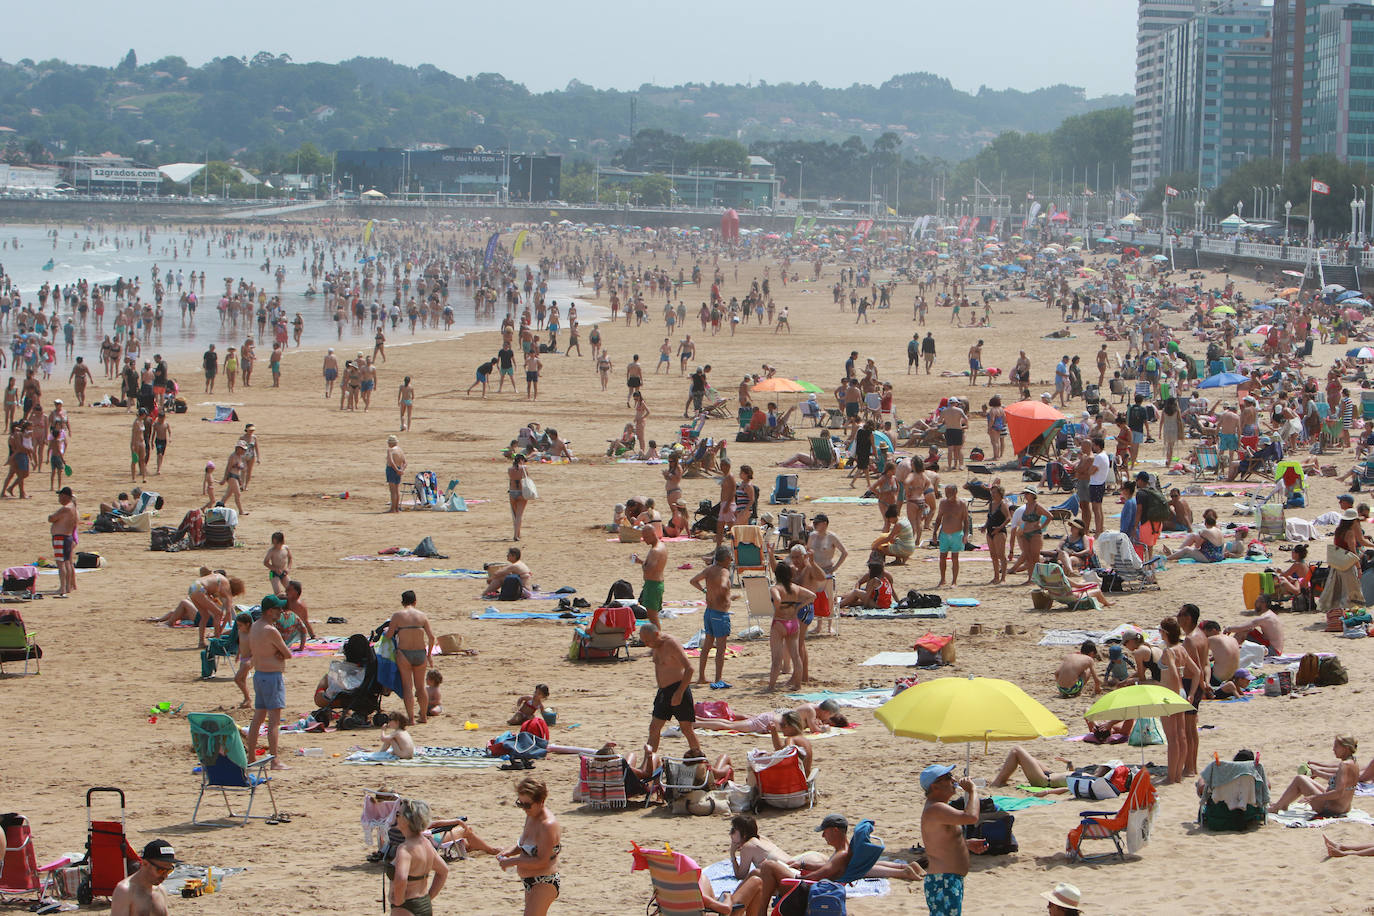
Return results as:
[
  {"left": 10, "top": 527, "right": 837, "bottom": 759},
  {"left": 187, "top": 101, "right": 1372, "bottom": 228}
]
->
[{"left": 3, "top": 228, "right": 1371, "bottom": 915}]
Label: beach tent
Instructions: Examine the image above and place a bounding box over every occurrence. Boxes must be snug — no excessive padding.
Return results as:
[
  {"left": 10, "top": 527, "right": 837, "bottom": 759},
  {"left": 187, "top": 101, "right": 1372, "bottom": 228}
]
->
[
  {"left": 1219, "top": 214, "right": 1248, "bottom": 230},
  {"left": 1004, "top": 400, "right": 1066, "bottom": 454},
  {"left": 1119, "top": 213, "right": 1142, "bottom": 225},
  {"left": 360, "top": 189, "right": 387, "bottom": 199}
]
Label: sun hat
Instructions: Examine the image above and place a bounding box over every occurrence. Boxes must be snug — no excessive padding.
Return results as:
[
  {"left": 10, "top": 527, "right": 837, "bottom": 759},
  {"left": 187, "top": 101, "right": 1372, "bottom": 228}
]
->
[
  {"left": 1041, "top": 883, "right": 1083, "bottom": 909},
  {"left": 1342, "top": 508, "right": 1360, "bottom": 521}
]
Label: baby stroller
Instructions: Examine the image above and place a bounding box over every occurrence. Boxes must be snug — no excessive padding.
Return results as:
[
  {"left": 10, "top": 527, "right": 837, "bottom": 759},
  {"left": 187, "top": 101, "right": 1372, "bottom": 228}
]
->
[
  {"left": 76, "top": 788, "right": 140, "bottom": 905},
  {"left": 314, "top": 634, "right": 389, "bottom": 729},
  {"left": 691, "top": 499, "right": 720, "bottom": 536}
]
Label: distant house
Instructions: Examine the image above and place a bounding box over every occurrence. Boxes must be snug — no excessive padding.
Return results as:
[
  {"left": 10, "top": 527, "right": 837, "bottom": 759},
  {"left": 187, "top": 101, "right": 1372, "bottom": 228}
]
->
[{"left": 312, "top": 105, "right": 336, "bottom": 122}]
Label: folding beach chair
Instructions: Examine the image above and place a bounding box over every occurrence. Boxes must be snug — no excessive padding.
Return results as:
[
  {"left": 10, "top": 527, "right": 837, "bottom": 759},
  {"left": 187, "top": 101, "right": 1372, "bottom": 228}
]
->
[
  {"left": 770, "top": 818, "right": 885, "bottom": 916},
  {"left": 1030, "top": 563, "right": 1098, "bottom": 610},
  {"left": 0, "top": 609, "right": 41, "bottom": 675},
  {"left": 748, "top": 746, "right": 818, "bottom": 811},
  {"left": 187, "top": 712, "right": 278, "bottom": 825},
  {"left": 0, "top": 813, "right": 67, "bottom": 907},
  {"left": 630, "top": 845, "right": 709, "bottom": 916},
  {"left": 573, "top": 754, "right": 657, "bottom": 809},
  {"left": 769, "top": 474, "right": 799, "bottom": 505},
  {"left": 572, "top": 605, "right": 635, "bottom": 661},
  {"left": 76, "top": 788, "right": 140, "bottom": 905},
  {"left": 800, "top": 399, "right": 823, "bottom": 427},
  {"left": 1094, "top": 531, "right": 1160, "bottom": 590},
  {"left": 775, "top": 510, "right": 808, "bottom": 552},
  {"left": 440, "top": 478, "right": 467, "bottom": 512},
  {"left": 679, "top": 414, "right": 707, "bottom": 446},
  {"left": 0, "top": 566, "right": 38, "bottom": 601},
  {"left": 701, "top": 389, "right": 733, "bottom": 419},
  {"left": 660, "top": 757, "right": 710, "bottom": 810},
  {"left": 1197, "top": 759, "right": 1268, "bottom": 832},
  {"left": 808, "top": 436, "right": 837, "bottom": 469},
  {"left": 742, "top": 575, "right": 774, "bottom": 632},
  {"left": 731, "top": 525, "right": 768, "bottom": 585},
  {"left": 404, "top": 471, "right": 440, "bottom": 509},
  {"left": 1066, "top": 768, "right": 1157, "bottom": 861}
]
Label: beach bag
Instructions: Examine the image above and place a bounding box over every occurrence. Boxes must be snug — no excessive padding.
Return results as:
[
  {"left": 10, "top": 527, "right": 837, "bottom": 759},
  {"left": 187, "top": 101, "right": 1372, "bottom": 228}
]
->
[
  {"left": 1128, "top": 717, "right": 1164, "bottom": 747},
  {"left": 497, "top": 574, "right": 524, "bottom": 602},
  {"left": 954, "top": 797, "right": 1017, "bottom": 855},
  {"left": 150, "top": 526, "right": 180, "bottom": 551},
  {"left": 914, "top": 633, "right": 956, "bottom": 667},
  {"left": 1296, "top": 653, "right": 1321, "bottom": 687},
  {"left": 93, "top": 512, "right": 120, "bottom": 533},
  {"left": 74, "top": 551, "right": 101, "bottom": 569},
  {"left": 413, "top": 537, "right": 445, "bottom": 559},
  {"left": 1317, "top": 655, "right": 1349, "bottom": 686},
  {"left": 520, "top": 476, "right": 539, "bottom": 500},
  {"left": 201, "top": 519, "right": 234, "bottom": 549},
  {"left": 807, "top": 880, "right": 847, "bottom": 916}
]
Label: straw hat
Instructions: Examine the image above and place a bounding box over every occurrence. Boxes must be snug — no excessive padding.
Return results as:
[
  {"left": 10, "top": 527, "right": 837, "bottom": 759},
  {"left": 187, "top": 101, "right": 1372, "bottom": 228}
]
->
[{"left": 1041, "top": 883, "right": 1083, "bottom": 909}]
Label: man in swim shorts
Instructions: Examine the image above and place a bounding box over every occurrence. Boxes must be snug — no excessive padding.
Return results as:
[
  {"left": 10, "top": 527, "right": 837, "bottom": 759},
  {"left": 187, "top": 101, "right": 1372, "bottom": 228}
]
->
[
  {"left": 931, "top": 484, "right": 970, "bottom": 587},
  {"left": 641, "top": 624, "right": 699, "bottom": 752},
  {"left": 48, "top": 485, "right": 78, "bottom": 596},
  {"left": 386, "top": 435, "right": 406, "bottom": 513},
  {"left": 921, "top": 765, "right": 983, "bottom": 915},
  {"left": 1055, "top": 642, "right": 1102, "bottom": 699},
  {"left": 690, "top": 546, "right": 734, "bottom": 686},
  {"left": 247, "top": 596, "right": 292, "bottom": 769},
  {"left": 635, "top": 524, "right": 668, "bottom": 629}
]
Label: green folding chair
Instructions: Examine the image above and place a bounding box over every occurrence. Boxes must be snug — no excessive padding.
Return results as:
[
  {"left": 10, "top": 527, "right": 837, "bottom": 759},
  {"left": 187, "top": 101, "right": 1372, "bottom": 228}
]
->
[{"left": 187, "top": 712, "right": 277, "bottom": 825}]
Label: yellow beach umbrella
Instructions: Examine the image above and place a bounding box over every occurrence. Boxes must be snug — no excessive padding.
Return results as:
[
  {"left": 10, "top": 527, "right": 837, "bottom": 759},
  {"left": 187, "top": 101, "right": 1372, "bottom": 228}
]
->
[
  {"left": 1212, "top": 305, "right": 1236, "bottom": 315},
  {"left": 875, "top": 675, "right": 1066, "bottom": 769},
  {"left": 1086, "top": 684, "right": 1193, "bottom": 764}
]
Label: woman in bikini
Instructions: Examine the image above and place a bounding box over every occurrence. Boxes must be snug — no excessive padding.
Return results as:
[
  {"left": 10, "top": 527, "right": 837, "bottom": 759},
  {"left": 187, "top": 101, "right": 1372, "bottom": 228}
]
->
[
  {"left": 768, "top": 562, "right": 816, "bottom": 692},
  {"left": 398, "top": 376, "right": 415, "bottom": 432},
  {"left": 983, "top": 483, "right": 1010, "bottom": 585},
  {"left": 986, "top": 395, "right": 1008, "bottom": 460},
  {"left": 222, "top": 443, "right": 248, "bottom": 514},
  {"left": 1158, "top": 617, "right": 1202, "bottom": 785},
  {"left": 389, "top": 798, "right": 447, "bottom": 916},
  {"left": 498, "top": 776, "right": 562, "bottom": 916},
  {"left": 662, "top": 451, "right": 683, "bottom": 508},
  {"left": 904, "top": 457, "right": 930, "bottom": 545},
  {"left": 1007, "top": 487, "right": 1050, "bottom": 582},
  {"left": 386, "top": 590, "right": 435, "bottom": 725},
  {"left": 148, "top": 568, "right": 245, "bottom": 648},
  {"left": 508, "top": 454, "right": 530, "bottom": 541}
]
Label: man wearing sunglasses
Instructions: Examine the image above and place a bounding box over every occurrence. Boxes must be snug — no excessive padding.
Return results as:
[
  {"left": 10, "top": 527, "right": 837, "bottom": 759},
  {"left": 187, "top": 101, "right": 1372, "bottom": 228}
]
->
[{"left": 112, "top": 839, "right": 181, "bottom": 915}]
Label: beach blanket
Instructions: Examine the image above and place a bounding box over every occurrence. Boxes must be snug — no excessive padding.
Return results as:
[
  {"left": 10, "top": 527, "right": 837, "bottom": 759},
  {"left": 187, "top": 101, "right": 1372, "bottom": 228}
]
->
[
  {"left": 703, "top": 859, "right": 888, "bottom": 900},
  {"left": 862, "top": 652, "right": 928, "bottom": 667},
  {"left": 787, "top": 688, "right": 891, "bottom": 709},
  {"left": 606, "top": 535, "right": 697, "bottom": 543},
  {"left": 1175, "top": 556, "right": 1271, "bottom": 565},
  {"left": 1268, "top": 804, "right": 1374, "bottom": 828},
  {"left": 293, "top": 637, "right": 346, "bottom": 658},
  {"left": 809, "top": 496, "right": 878, "bottom": 505},
  {"left": 343, "top": 554, "right": 423, "bottom": 562},
  {"left": 991, "top": 796, "right": 1058, "bottom": 812},
  {"left": 342, "top": 746, "right": 502, "bottom": 768},
  {"left": 163, "top": 865, "right": 247, "bottom": 896},
  {"left": 472, "top": 607, "right": 588, "bottom": 622},
  {"left": 685, "top": 644, "right": 744, "bottom": 659},
  {"left": 1358, "top": 783, "right": 1374, "bottom": 797},
  {"left": 842, "top": 606, "right": 947, "bottom": 620},
  {"left": 666, "top": 724, "right": 854, "bottom": 740},
  {"left": 1038, "top": 624, "right": 1157, "bottom": 648},
  {"left": 945, "top": 597, "right": 980, "bottom": 607},
  {"left": 397, "top": 568, "right": 487, "bottom": 579}
]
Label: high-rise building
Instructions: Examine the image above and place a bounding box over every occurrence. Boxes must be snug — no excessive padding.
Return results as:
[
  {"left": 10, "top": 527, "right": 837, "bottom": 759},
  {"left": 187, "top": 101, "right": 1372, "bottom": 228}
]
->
[{"left": 1132, "top": 0, "right": 1374, "bottom": 193}]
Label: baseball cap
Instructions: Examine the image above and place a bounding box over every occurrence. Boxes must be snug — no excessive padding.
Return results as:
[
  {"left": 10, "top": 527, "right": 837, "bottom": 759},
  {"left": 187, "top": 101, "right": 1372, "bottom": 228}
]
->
[
  {"left": 1339, "top": 493, "right": 1355, "bottom": 504},
  {"left": 920, "top": 764, "right": 957, "bottom": 792},
  {"left": 140, "top": 840, "right": 182, "bottom": 865},
  {"left": 260, "top": 594, "right": 286, "bottom": 611},
  {"left": 57, "top": 486, "right": 73, "bottom": 497},
  {"left": 814, "top": 814, "right": 848, "bottom": 833},
  {"left": 1108, "top": 645, "right": 1124, "bottom": 660}
]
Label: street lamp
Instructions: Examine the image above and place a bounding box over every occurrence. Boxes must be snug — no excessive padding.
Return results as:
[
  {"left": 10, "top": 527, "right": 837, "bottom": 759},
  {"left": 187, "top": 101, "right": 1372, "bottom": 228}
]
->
[
  {"left": 1194, "top": 198, "right": 1205, "bottom": 231},
  {"left": 1284, "top": 200, "right": 1293, "bottom": 244}
]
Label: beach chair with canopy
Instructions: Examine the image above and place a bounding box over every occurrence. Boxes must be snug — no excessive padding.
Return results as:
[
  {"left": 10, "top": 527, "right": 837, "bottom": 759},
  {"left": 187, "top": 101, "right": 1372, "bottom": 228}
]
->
[
  {"left": 748, "top": 746, "right": 818, "bottom": 811},
  {"left": 1030, "top": 563, "right": 1099, "bottom": 610},
  {"left": 0, "top": 609, "right": 40, "bottom": 675},
  {"left": 187, "top": 712, "right": 278, "bottom": 826},
  {"left": 770, "top": 818, "right": 885, "bottom": 916},
  {"left": 629, "top": 845, "right": 709, "bottom": 916},
  {"left": 1066, "top": 768, "right": 1157, "bottom": 861}
]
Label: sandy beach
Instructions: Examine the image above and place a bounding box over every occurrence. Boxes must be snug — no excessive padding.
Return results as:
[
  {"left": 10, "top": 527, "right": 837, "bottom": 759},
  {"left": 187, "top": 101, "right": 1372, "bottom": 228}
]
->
[{"left": 4, "top": 223, "right": 1372, "bottom": 916}]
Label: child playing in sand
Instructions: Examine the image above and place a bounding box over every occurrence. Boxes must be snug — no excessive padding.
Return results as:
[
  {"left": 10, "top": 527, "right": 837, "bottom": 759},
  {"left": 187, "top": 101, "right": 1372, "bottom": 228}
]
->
[
  {"left": 200, "top": 461, "right": 216, "bottom": 510},
  {"left": 263, "top": 531, "right": 292, "bottom": 597},
  {"left": 426, "top": 669, "right": 444, "bottom": 716},
  {"left": 379, "top": 712, "right": 415, "bottom": 759},
  {"left": 508, "top": 684, "right": 549, "bottom": 726},
  {"left": 232, "top": 612, "right": 254, "bottom": 707}
]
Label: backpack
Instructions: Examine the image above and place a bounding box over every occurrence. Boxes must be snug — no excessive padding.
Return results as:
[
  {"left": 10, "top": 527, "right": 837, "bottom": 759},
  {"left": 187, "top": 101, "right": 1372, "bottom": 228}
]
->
[
  {"left": 1137, "top": 487, "right": 1171, "bottom": 524},
  {"left": 1317, "top": 655, "right": 1349, "bottom": 686},
  {"left": 807, "top": 880, "right": 846, "bottom": 916},
  {"left": 1296, "top": 653, "right": 1321, "bottom": 687},
  {"left": 954, "top": 797, "right": 1017, "bottom": 855}
]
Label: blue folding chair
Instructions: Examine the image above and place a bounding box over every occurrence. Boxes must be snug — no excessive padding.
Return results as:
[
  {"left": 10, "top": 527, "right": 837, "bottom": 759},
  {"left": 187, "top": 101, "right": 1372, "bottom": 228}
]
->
[
  {"left": 769, "top": 473, "right": 800, "bottom": 505},
  {"left": 188, "top": 712, "right": 278, "bottom": 826}
]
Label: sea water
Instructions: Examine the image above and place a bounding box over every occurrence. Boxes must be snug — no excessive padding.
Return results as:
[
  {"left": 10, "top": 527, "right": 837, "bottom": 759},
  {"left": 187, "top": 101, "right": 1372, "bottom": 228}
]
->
[{"left": 1, "top": 224, "right": 600, "bottom": 369}]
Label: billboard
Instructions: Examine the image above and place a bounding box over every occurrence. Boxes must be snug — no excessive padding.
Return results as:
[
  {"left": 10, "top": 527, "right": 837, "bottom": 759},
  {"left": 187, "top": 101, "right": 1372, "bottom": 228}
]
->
[{"left": 85, "top": 166, "right": 161, "bottom": 182}]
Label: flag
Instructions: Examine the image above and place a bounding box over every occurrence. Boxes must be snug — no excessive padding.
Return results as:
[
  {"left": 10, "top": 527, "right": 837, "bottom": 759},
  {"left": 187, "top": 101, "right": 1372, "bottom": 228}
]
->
[
  {"left": 793, "top": 214, "right": 804, "bottom": 235},
  {"left": 1084, "top": 189, "right": 1095, "bottom": 197},
  {"left": 886, "top": 206, "right": 896, "bottom": 216},
  {"left": 1312, "top": 179, "right": 1331, "bottom": 195},
  {"left": 362, "top": 219, "right": 374, "bottom": 246},
  {"left": 482, "top": 232, "right": 500, "bottom": 269},
  {"left": 857, "top": 219, "right": 874, "bottom": 238},
  {"left": 512, "top": 229, "right": 528, "bottom": 259},
  {"left": 1165, "top": 186, "right": 1179, "bottom": 198}
]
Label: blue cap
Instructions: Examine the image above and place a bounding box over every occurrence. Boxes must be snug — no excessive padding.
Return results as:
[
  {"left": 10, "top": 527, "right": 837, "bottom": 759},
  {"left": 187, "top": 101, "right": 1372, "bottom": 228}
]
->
[{"left": 920, "top": 764, "right": 957, "bottom": 792}]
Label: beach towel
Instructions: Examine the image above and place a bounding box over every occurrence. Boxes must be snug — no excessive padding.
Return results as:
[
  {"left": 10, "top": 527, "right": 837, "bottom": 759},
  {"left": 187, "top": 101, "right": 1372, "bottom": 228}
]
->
[
  {"left": 1175, "top": 556, "right": 1270, "bottom": 565},
  {"left": 342, "top": 746, "right": 502, "bottom": 768},
  {"left": 472, "top": 607, "right": 588, "bottom": 622},
  {"left": 809, "top": 496, "right": 878, "bottom": 505},
  {"left": 702, "top": 859, "right": 889, "bottom": 900},
  {"left": 1357, "top": 783, "right": 1374, "bottom": 797},
  {"left": 343, "top": 554, "right": 423, "bottom": 562},
  {"left": 685, "top": 644, "right": 743, "bottom": 659},
  {"left": 862, "top": 651, "right": 934, "bottom": 667},
  {"left": 582, "top": 755, "right": 628, "bottom": 808},
  {"left": 1038, "top": 628, "right": 1110, "bottom": 648},
  {"left": 163, "top": 865, "right": 247, "bottom": 896},
  {"left": 842, "top": 607, "right": 947, "bottom": 620},
  {"left": 1267, "top": 804, "right": 1374, "bottom": 828},
  {"left": 945, "top": 597, "right": 981, "bottom": 607},
  {"left": 786, "top": 688, "right": 891, "bottom": 709},
  {"left": 991, "top": 796, "right": 1058, "bottom": 812},
  {"left": 397, "top": 568, "right": 487, "bottom": 579}
]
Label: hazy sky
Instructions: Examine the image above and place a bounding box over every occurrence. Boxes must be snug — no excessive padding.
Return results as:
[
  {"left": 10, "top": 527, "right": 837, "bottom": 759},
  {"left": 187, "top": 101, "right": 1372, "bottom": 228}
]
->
[{"left": 14, "top": 1, "right": 1136, "bottom": 98}]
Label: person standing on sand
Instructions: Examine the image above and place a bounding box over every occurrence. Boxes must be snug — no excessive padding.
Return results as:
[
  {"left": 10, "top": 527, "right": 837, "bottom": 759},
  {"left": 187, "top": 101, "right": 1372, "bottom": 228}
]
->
[
  {"left": 151, "top": 410, "right": 170, "bottom": 476},
  {"left": 715, "top": 459, "right": 737, "bottom": 550},
  {"left": 69, "top": 357, "right": 93, "bottom": 406},
  {"left": 246, "top": 595, "right": 291, "bottom": 770},
  {"left": 323, "top": 348, "right": 338, "bottom": 398},
  {"left": 130, "top": 409, "right": 149, "bottom": 482},
  {"left": 269, "top": 342, "right": 283, "bottom": 388},
  {"left": 524, "top": 349, "right": 542, "bottom": 401},
  {"left": 508, "top": 453, "right": 531, "bottom": 540},
  {"left": 633, "top": 523, "right": 667, "bottom": 629},
  {"left": 386, "top": 590, "right": 436, "bottom": 725},
  {"left": 202, "top": 344, "right": 217, "bottom": 393},
  {"left": 920, "top": 764, "right": 985, "bottom": 916},
  {"left": 640, "top": 624, "right": 699, "bottom": 753},
  {"left": 398, "top": 376, "right": 414, "bottom": 432},
  {"left": 691, "top": 546, "right": 734, "bottom": 687},
  {"left": 48, "top": 485, "right": 78, "bottom": 596},
  {"left": 626, "top": 354, "right": 643, "bottom": 407},
  {"left": 386, "top": 435, "right": 406, "bottom": 514}
]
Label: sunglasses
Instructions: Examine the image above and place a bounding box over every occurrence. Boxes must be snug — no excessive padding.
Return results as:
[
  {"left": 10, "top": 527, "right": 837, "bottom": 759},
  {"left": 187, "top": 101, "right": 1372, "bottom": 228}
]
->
[{"left": 515, "top": 799, "right": 533, "bottom": 810}]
